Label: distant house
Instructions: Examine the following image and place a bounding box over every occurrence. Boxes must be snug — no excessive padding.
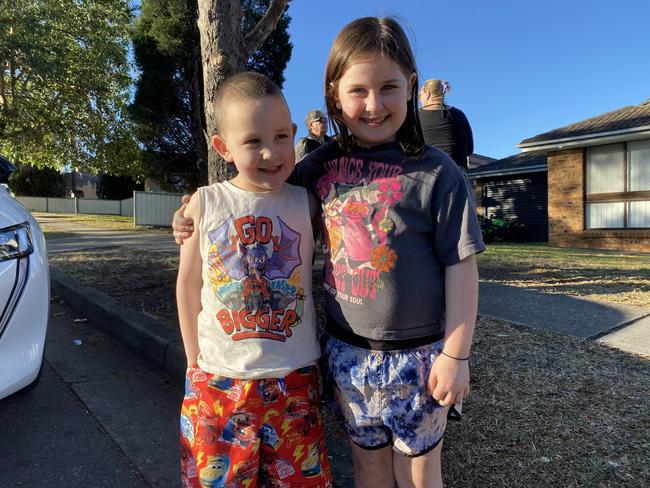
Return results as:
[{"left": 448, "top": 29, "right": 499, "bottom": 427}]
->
[
  {"left": 63, "top": 171, "right": 100, "bottom": 199},
  {"left": 518, "top": 99, "right": 650, "bottom": 252},
  {"left": 469, "top": 152, "right": 548, "bottom": 242},
  {"left": 468, "top": 153, "right": 497, "bottom": 171}
]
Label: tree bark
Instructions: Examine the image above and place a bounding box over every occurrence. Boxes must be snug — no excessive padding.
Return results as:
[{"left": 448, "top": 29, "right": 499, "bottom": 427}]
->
[
  {"left": 197, "top": 0, "right": 290, "bottom": 184},
  {"left": 243, "top": 0, "right": 289, "bottom": 57},
  {"left": 191, "top": 43, "right": 209, "bottom": 186}
]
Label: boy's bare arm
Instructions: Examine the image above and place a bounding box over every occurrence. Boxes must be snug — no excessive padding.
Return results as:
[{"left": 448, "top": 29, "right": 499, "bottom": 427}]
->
[
  {"left": 176, "top": 192, "right": 203, "bottom": 366},
  {"left": 428, "top": 254, "right": 479, "bottom": 406}
]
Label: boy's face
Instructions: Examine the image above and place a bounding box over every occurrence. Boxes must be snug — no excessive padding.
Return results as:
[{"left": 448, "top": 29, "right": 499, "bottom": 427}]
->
[{"left": 212, "top": 95, "right": 296, "bottom": 192}]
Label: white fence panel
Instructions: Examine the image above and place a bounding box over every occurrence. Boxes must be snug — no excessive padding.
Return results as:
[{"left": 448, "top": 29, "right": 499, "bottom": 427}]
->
[
  {"left": 78, "top": 199, "right": 121, "bottom": 215},
  {"left": 121, "top": 197, "right": 133, "bottom": 217},
  {"left": 15, "top": 196, "right": 48, "bottom": 212},
  {"left": 134, "top": 191, "right": 182, "bottom": 227},
  {"left": 47, "top": 198, "right": 76, "bottom": 213}
]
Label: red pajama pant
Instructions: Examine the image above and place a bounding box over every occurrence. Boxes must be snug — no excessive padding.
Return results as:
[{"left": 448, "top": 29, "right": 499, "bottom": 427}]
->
[{"left": 180, "top": 364, "right": 332, "bottom": 487}]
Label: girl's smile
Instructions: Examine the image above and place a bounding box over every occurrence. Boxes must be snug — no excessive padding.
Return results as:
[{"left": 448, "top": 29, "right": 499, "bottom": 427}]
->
[{"left": 335, "top": 53, "right": 416, "bottom": 148}]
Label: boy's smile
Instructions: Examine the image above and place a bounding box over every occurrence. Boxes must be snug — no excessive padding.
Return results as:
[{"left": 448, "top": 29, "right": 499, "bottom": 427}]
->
[{"left": 212, "top": 95, "right": 296, "bottom": 192}]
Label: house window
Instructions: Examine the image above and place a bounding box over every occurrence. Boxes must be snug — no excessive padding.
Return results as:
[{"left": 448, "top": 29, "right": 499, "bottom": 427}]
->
[{"left": 585, "top": 140, "right": 650, "bottom": 229}]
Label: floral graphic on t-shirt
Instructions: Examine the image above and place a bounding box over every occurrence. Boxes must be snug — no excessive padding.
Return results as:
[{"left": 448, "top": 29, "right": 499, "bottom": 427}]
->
[
  {"left": 377, "top": 180, "right": 403, "bottom": 206},
  {"left": 317, "top": 156, "right": 404, "bottom": 305},
  {"left": 371, "top": 206, "right": 392, "bottom": 239},
  {"left": 371, "top": 245, "right": 397, "bottom": 273}
]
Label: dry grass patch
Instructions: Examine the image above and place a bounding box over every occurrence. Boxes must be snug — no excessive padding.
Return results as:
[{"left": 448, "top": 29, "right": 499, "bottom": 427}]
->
[
  {"left": 49, "top": 247, "right": 180, "bottom": 328},
  {"left": 35, "top": 212, "right": 170, "bottom": 233},
  {"left": 445, "top": 317, "right": 649, "bottom": 487},
  {"left": 49, "top": 247, "right": 650, "bottom": 486},
  {"left": 478, "top": 244, "right": 650, "bottom": 308}
]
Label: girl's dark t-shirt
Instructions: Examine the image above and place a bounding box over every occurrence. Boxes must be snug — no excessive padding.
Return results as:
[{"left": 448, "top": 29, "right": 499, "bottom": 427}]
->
[
  {"left": 419, "top": 106, "right": 474, "bottom": 171},
  {"left": 290, "top": 141, "right": 485, "bottom": 347}
]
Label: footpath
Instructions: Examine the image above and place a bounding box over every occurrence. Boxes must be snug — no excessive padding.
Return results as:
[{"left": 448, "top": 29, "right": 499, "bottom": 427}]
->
[{"left": 42, "top": 214, "right": 650, "bottom": 372}]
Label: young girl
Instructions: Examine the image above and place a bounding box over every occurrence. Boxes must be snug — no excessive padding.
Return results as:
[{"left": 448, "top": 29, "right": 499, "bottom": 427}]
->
[{"left": 174, "top": 17, "right": 484, "bottom": 488}]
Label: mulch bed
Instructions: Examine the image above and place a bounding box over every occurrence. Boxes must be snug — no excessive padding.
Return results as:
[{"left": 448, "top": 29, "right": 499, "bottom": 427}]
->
[{"left": 49, "top": 247, "right": 650, "bottom": 487}]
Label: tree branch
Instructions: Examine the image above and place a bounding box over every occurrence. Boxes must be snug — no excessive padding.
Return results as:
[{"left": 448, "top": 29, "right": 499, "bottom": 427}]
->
[
  {"left": 0, "top": 63, "right": 6, "bottom": 111},
  {"left": 242, "top": 0, "right": 289, "bottom": 58}
]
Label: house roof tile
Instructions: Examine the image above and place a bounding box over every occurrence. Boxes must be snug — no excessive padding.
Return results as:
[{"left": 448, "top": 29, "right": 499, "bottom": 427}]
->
[
  {"left": 469, "top": 152, "right": 547, "bottom": 177},
  {"left": 520, "top": 98, "right": 650, "bottom": 145},
  {"left": 468, "top": 153, "right": 497, "bottom": 170}
]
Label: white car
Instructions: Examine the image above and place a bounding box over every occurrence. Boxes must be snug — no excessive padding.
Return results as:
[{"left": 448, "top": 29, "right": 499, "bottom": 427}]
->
[{"left": 0, "top": 185, "right": 49, "bottom": 399}]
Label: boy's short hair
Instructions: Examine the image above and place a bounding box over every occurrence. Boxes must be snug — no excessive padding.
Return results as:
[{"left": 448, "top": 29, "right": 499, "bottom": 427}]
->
[{"left": 214, "top": 71, "right": 286, "bottom": 132}]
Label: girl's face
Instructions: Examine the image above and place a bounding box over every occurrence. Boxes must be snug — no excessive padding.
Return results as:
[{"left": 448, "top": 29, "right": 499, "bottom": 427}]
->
[{"left": 334, "top": 53, "right": 416, "bottom": 148}]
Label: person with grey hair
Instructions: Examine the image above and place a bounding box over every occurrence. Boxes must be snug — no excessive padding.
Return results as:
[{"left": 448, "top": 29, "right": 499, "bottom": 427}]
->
[{"left": 295, "top": 109, "right": 331, "bottom": 162}]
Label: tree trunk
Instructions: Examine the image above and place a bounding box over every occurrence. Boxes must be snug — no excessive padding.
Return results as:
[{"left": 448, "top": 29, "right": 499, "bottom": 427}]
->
[
  {"left": 197, "top": 0, "right": 245, "bottom": 184},
  {"left": 197, "top": 0, "right": 290, "bottom": 184},
  {"left": 191, "top": 43, "right": 209, "bottom": 186}
]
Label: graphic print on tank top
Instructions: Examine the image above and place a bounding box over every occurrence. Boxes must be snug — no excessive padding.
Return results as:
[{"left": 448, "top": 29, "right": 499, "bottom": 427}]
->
[
  {"left": 205, "top": 214, "right": 306, "bottom": 342},
  {"left": 316, "top": 156, "right": 403, "bottom": 306}
]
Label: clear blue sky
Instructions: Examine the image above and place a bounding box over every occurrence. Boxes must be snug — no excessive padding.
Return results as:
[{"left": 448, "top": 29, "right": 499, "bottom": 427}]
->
[{"left": 282, "top": 0, "right": 650, "bottom": 159}]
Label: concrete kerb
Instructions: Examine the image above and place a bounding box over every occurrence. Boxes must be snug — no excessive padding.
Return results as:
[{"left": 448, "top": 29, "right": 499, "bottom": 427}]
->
[{"left": 49, "top": 268, "right": 186, "bottom": 382}]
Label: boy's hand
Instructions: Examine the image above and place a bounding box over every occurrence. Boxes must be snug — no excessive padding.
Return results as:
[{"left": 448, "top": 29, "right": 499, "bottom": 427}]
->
[
  {"left": 172, "top": 194, "right": 194, "bottom": 244},
  {"left": 427, "top": 353, "right": 470, "bottom": 406}
]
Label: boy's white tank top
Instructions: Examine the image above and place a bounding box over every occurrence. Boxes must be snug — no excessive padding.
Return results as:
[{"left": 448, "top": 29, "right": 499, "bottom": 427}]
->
[{"left": 195, "top": 181, "right": 319, "bottom": 379}]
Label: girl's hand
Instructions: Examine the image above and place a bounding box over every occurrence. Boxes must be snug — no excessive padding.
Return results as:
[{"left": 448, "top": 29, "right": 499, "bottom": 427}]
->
[
  {"left": 172, "top": 194, "right": 194, "bottom": 244},
  {"left": 427, "top": 353, "right": 470, "bottom": 406}
]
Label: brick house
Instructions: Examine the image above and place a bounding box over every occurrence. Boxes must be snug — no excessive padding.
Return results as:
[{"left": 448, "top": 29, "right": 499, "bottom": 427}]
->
[
  {"left": 517, "top": 99, "right": 650, "bottom": 252},
  {"left": 468, "top": 152, "right": 548, "bottom": 242}
]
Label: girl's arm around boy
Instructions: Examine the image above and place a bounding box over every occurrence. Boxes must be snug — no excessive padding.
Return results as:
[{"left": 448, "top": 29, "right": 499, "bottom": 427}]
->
[
  {"left": 176, "top": 192, "right": 202, "bottom": 367},
  {"left": 428, "top": 254, "right": 479, "bottom": 406}
]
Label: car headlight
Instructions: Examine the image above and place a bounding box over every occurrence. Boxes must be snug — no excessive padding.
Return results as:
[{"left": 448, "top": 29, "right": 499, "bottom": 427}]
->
[{"left": 0, "top": 222, "right": 34, "bottom": 262}]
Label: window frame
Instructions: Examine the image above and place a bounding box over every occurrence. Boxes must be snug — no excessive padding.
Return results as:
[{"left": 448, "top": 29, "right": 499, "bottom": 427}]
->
[{"left": 584, "top": 141, "right": 650, "bottom": 229}]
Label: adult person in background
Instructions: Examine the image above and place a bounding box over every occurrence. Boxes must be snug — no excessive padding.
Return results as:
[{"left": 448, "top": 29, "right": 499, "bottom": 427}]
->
[
  {"left": 295, "top": 109, "right": 330, "bottom": 162},
  {"left": 419, "top": 79, "right": 474, "bottom": 172}
]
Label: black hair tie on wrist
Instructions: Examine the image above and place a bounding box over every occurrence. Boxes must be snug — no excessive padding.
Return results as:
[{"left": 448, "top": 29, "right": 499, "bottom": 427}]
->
[{"left": 441, "top": 351, "right": 470, "bottom": 361}]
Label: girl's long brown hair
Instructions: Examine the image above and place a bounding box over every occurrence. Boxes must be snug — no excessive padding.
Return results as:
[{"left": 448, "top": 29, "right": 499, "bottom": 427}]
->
[{"left": 324, "top": 17, "right": 425, "bottom": 158}]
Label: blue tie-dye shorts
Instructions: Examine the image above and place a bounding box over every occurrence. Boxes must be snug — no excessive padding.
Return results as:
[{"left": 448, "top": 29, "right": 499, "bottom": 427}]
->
[{"left": 321, "top": 332, "right": 452, "bottom": 457}]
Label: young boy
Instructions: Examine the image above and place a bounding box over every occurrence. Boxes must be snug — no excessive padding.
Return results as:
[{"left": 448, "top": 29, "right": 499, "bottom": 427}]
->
[{"left": 176, "top": 72, "right": 332, "bottom": 487}]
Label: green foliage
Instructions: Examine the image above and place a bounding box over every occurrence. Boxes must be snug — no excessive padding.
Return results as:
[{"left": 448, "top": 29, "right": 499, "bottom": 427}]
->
[
  {"left": 8, "top": 164, "right": 66, "bottom": 197},
  {"left": 130, "top": 0, "right": 292, "bottom": 189},
  {"left": 243, "top": 0, "right": 293, "bottom": 88},
  {"left": 0, "top": 0, "right": 143, "bottom": 178},
  {"left": 479, "top": 215, "right": 526, "bottom": 243},
  {"left": 130, "top": 0, "right": 201, "bottom": 189}
]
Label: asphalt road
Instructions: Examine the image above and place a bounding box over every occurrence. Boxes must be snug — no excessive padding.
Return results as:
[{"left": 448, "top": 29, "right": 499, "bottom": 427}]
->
[{"left": 0, "top": 299, "right": 182, "bottom": 487}]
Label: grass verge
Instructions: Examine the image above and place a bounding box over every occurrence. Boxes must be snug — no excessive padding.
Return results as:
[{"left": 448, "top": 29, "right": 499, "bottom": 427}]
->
[
  {"left": 477, "top": 243, "right": 650, "bottom": 308},
  {"left": 49, "top": 246, "right": 650, "bottom": 487},
  {"left": 35, "top": 212, "right": 169, "bottom": 233}
]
